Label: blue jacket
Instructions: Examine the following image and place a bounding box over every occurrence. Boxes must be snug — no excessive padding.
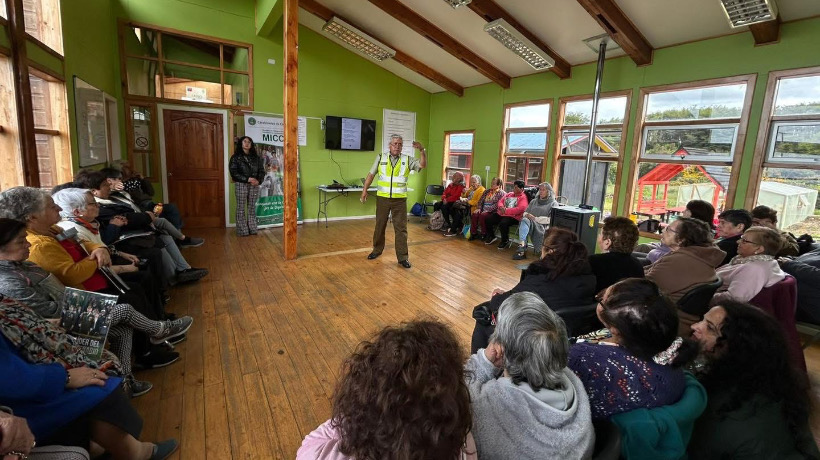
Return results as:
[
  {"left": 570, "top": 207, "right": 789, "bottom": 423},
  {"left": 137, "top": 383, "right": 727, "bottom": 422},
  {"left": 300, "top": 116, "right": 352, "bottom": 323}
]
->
[
  {"left": 0, "top": 334, "right": 121, "bottom": 440},
  {"left": 611, "top": 372, "right": 708, "bottom": 460}
]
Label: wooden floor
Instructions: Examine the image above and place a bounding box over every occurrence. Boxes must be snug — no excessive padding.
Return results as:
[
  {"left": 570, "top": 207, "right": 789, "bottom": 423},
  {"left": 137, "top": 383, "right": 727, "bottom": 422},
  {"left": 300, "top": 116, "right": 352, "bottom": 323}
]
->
[{"left": 133, "top": 218, "right": 820, "bottom": 459}]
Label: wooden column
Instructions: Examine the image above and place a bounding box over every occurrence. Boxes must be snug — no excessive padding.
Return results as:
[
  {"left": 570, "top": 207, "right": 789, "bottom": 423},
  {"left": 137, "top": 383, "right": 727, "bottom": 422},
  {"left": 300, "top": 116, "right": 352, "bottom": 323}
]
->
[
  {"left": 282, "top": 0, "right": 298, "bottom": 260},
  {"left": 7, "top": 0, "right": 40, "bottom": 187}
]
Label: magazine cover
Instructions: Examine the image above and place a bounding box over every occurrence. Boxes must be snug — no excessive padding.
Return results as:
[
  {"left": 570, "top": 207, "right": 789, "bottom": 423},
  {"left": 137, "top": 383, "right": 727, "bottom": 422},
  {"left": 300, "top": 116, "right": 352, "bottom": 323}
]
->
[{"left": 59, "top": 288, "right": 118, "bottom": 360}]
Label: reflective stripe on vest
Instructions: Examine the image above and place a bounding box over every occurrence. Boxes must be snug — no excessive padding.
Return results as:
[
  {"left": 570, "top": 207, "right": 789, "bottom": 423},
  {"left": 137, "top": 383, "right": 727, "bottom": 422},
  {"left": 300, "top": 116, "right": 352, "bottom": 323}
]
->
[{"left": 376, "top": 154, "right": 410, "bottom": 198}]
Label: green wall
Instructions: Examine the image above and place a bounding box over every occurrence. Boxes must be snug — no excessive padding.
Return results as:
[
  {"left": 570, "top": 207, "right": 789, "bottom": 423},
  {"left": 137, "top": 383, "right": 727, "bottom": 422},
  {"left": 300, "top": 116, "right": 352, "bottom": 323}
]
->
[
  {"left": 66, "top": 0, "right": 431, "bottom": 223},
  {"left": 428, "top": 17, "right": 820, "bottom": 215}
]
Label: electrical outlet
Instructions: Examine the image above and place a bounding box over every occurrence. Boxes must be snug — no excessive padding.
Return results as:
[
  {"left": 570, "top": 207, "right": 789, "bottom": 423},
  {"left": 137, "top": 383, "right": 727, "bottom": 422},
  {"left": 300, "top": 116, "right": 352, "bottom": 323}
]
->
[{"left": 485, "top": 165, "right": 491, "bottom": 172}]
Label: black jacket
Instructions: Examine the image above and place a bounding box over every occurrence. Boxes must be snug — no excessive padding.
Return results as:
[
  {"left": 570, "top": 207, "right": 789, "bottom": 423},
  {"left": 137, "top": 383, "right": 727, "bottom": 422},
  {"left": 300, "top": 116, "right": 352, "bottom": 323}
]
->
[
  {"left": 95, "top": 194, "right": 152, "bottom": 233},
  {"left": 717, "top": 234, "right": 741, "bottom": 266},
  {"left": 229, "top": 152, "right": 265, "bottom": 183},
  {"left": 487, "top": 260, "right": 597, "bottom": 312},
  {"left": 589, "top": 252, "right": 645, "bottom": 294}
]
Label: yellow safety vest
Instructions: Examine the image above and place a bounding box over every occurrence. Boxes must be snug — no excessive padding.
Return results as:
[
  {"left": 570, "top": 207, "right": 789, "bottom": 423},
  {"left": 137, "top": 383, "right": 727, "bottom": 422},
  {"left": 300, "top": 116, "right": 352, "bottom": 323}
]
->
[{"left": 376, "top": 154, "right": 411, "bottom": 198}]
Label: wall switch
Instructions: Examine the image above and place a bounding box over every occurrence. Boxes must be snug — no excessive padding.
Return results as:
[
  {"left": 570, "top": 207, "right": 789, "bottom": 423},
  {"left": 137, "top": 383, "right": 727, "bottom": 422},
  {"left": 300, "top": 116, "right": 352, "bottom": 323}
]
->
[
  {"left": 485, "top": 165, "right": 491, "bottom": 172},
  {"left": 267, "top": 59, "right": 276, "bottom": 65}
]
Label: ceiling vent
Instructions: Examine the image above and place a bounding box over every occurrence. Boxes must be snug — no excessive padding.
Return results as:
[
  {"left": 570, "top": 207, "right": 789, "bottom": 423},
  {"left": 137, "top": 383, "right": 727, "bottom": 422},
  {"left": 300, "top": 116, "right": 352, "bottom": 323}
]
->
[
  {"left": 322, "top": 17, "right": 396, "bottom": 62},
  {"left": 720, "top": 0, "right": 778, "bottom": 28},
  {"left": 484, "top": 19, "right": 554, "bottom": 71},
  {"left": 443, "top": 0, "right": 472, "bottom": 8}
]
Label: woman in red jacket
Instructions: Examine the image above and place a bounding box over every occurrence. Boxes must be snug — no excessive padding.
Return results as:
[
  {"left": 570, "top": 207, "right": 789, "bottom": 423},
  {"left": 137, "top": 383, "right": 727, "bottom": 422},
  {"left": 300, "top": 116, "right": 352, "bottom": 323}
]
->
[
  {"left": 483, "top": 180, "right": 529, "bottom": 249},
  {"left": 435, "top": 172, "right": 465, "bottom": 236}
]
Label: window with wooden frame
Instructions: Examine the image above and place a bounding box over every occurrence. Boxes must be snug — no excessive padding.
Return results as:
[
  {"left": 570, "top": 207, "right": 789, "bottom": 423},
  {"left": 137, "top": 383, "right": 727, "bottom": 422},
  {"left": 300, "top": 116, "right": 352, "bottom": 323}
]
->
[
  {"left": 125, "top": 102, "right": 159, "bottom": 179},
  {"left": 625, "top": 77, "right": 756, "bottom": 223},
  {"left": 552, "top": 93, "right": 630, "bottom": 217},
  {"left": 21, "top": 0, "right": 62, "bottom": 55},
  {"left": 0, "top": 53, "right": 25, "bottom": 189},
  {"left": 28, "top": 69, "right": 71, "bottom": 189},
  {"left": 443, "top": 131, "right": 474, "bottom": 183},
  {"left": 501, "top": 102, "right": 551, "bottom": 191},
  {"left": 747, "top": 68, "right": 820, "bottom": 237},
  {"left": 119, "top": 22, "right": 253, "bottom": 108}
]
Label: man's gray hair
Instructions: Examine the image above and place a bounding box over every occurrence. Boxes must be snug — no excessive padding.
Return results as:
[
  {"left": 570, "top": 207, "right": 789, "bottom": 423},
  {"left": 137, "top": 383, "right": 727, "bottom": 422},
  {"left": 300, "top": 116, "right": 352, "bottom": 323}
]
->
[
  {"left": 491, "top": 292, "right": 569, "bottom": 391},
  {"left": 389, "top": 134, "right": 403, "bottom": 142},
  {"left": 0, "top": 186, "right": 49, "bottom": 222},
  {"left": 471, "top": 174, "right": 482, "bottom": 185},
  {"left": 52, "top": 188, "right": 92, "bottom": 218}
]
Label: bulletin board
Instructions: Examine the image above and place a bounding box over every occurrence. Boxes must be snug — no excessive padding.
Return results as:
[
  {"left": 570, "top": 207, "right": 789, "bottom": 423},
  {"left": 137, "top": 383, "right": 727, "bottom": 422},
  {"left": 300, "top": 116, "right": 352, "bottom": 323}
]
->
[{"left": 73, "top": 76, "right": 109, "bottom": 167}]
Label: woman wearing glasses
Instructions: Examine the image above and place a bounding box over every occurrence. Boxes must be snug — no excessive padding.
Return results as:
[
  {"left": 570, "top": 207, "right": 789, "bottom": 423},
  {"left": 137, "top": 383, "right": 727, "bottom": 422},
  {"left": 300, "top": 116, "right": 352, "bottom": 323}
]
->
[
  {"left": 710, "top": 226, "right": 786, "bottom": 305},
  {"left": 644, "top": 217, "right": 725, "bottom": 304}
]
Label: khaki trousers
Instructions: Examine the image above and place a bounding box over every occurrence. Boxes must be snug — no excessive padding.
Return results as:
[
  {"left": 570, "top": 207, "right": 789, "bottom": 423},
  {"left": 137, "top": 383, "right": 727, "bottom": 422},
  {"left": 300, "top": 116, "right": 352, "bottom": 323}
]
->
[{"left": 372, "top": 196, "right": 409, "bottom": 262}]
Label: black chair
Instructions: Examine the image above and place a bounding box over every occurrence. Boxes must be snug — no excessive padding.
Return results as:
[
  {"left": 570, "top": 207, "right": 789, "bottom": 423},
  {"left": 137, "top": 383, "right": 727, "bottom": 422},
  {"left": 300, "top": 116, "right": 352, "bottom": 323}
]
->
[
  {"left": 677, "top": 277, "right": 723, "bottom": 317},
  {"left": 554, "top": 302, "right": 601, "bottom": 338},
  {"left": 592, "top": 420, "right": 622, "bottom": 460},
  {"left": 421, "top": 184, "right": 445, "bottom": 220}
]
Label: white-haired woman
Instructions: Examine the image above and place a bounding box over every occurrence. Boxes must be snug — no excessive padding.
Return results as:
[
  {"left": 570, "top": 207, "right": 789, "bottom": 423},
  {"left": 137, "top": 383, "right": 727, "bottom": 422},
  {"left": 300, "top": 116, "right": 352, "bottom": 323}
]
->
[
  {"left": 513, "top": 182, "right": 556, "bottom": 260},
  {"left": 466, "top": 291, "right": 594, "bottom": 459}
]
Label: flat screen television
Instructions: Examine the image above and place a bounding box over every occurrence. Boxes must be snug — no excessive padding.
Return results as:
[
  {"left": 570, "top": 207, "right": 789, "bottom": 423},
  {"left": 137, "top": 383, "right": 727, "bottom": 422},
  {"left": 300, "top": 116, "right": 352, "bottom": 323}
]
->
[{"left": 325, "top": 116, "right": 377, "bottom": 151}]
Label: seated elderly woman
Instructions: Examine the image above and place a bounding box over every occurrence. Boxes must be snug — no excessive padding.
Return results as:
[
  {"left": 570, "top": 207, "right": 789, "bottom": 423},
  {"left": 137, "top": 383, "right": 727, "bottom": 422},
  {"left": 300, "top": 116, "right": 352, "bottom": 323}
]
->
[
  {"left": 468, "top": 177, "right": 505, "bottom": 242},
  {"left": 711, "top": 226, "right": 786, "bottom": 305},
  {"left": 568, "top": 278, "right": 698, "bottom": 420},
  {"left": 467, "top": 292, "right": 594, "bottom": 459},
  {"left": 483, "top": 180, "right": 528, "bottom": 249},
  {"left": 435, "top": 172, "right": 465, "bottom": 236},
  {"left": 74, "top": 172, "right": 208, "bottom": 284},
  {"left": 471, "top": 227, "right": 596, "bottom": 353},
  {"left": 688, "top": 301, "right": 820, "bottom": 458},
  {"left": 297, "top": 321, "right": 475, "bottom": 459},
  {"left": 512, "top": 182, "right": 555, "bottom": 260},
  {"left": 0, "top": 218, "right": 192, "bottom": 388},
  {"left": 0, "top": 331, "right": 178, "bottom": 459},
  {"left": 644, "top": 217, "right": 725, "bottom": 304},
  {"left": 452, "top": 174, "right": 485, "bottom": 234},
  {"left": 636, "top": 200, "right": 716, "bottom": 264},
  {"left": 588, "top": 216, "right": 644, "bottom": 293}
]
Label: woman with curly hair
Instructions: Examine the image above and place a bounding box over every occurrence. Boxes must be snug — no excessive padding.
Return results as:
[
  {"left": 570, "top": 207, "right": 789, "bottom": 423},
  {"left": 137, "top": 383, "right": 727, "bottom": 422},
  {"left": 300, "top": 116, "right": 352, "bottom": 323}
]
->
[
  {"left": 297, "top": 321, "right": 476, "bottom": 460},
  {"left": 688, "top": 301, "right": 819, "bottom": 458},
  {"left": 471, "top": 227, "right": 596, "bottom": 352}
]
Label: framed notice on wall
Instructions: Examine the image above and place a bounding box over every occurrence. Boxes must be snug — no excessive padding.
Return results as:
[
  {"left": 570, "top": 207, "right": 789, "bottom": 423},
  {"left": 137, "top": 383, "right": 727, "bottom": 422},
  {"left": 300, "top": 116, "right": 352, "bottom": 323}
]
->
[
  {"left": 383, "top": 109, "right": 416, "bottom": 157},
  {"left": 73, "top": 77, "right": 109, "bottom": 167}
]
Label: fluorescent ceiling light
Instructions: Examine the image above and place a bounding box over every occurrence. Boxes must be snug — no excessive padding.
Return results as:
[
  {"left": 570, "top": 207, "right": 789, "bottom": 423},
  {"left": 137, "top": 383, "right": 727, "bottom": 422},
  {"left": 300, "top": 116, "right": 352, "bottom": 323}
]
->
[
  {"left": 322, "top": 17, "right": 396, "bottom": 62},
  {"left": 484, "top": 19, "right": 554, "bottom": 71},
  {"left": 443, "top": 0, "right": 472, "bottom": 8},
  {"left": 720, "top": 0, "right": 778, "bottom": 28}
]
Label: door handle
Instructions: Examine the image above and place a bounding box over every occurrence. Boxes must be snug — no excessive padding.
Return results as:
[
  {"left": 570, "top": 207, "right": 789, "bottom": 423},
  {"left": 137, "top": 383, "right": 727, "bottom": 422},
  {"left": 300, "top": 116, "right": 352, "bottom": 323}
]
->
[{"left": 168, "top": 172, "right": 173, "bottom": 177}]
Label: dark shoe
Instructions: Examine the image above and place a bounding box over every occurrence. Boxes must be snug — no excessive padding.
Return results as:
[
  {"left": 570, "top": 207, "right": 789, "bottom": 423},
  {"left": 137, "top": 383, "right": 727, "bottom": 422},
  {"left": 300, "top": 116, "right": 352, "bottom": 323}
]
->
[
  {"left": 151, "top": 316, "right": 194, "bottom": 344},
  {"left": 168, "top": 333, "right": 187, "bottom": 345},
  {"left": 468, "top": 233, "right": 482, "bottom": 241},
  {"left": 134, "top": 350, "right": 180, "bottom": 370},
  {"left": 367, "top": 252, "right": 381, "bottom": 260},
  {"left": 178, "top": 236, "right": 204, "bottom": 248},
  {"left": 398, "top": 260, "right": 411, "bottom": 269},
  {"left": 124, "top": 375, "right": 153, "bottom": 398},
  {"left": 150, "top": 439, "right": 179, "bottom": 460},
  {"left": 498, "top": 240, "right": 510, "bottom": 249},
  {"left": 485, "top": 236, "right": 499, "bottom": 245},
  {"left": 512, "top": 251, "right": 527, "bottom": 260},
  {"left": 175, "top": 268, "right": 209, "bottom": 284}
]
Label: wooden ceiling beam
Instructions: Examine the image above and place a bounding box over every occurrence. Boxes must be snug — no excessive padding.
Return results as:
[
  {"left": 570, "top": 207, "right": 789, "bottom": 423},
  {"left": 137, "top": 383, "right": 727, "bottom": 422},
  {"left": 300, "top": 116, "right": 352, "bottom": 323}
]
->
[
  {"left": 300, "top": 0, "right": 464, "bottom": 96},
  {"left": 367, "top": 0, "right": 511, "bottom": 88},
  {"left": 466, "top": 0, "right": 571, "bottom": 79},
  {"left": 749, "top": 17, "right": 781, "bottom": 45},
  {"left": 576, "top": 0, "right": 653, "bottom": 66}
]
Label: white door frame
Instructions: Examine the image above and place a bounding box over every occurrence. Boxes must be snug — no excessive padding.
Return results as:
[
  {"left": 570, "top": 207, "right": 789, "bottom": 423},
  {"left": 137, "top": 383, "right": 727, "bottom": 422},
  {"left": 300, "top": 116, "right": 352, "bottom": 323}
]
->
[{"left": 157, "top": 104, "right": 231, "bottom": 227}]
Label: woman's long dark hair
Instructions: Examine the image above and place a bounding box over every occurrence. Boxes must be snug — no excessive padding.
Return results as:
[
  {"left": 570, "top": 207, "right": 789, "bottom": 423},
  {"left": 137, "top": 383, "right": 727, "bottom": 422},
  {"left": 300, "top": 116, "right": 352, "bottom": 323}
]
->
[
  {"left": 234, "top": 136, "right": 257, "bottom": 156},
  {"left": 331, "top": 321, "right": 472, "bottom": 460},
  {"left": 0, "top": 218, "right": 26, "bottom": 248},
  {"left": 702, "top": 300, "right": 811, "bottom": 453},
  {"left": 600, "top": 278, "right": 698, "bottom": 366},
  {"left": 529, "top": 227, "right": 589, "bottom": 281}
]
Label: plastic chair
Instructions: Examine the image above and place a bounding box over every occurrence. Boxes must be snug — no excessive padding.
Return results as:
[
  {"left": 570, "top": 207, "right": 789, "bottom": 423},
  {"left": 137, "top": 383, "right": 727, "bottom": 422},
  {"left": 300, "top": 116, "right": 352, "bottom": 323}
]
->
[
  {"left": 591, "top": 420, "right": 621, "bottom": 460},
  {"left": 676, "top": 277, "right": 723, "bottom": 317},
  {"left": 749, "top": 275, "right": 806, "bottom": 372},
  {"left": 421, "top": 184, "right": 444, "bottom": 220}
]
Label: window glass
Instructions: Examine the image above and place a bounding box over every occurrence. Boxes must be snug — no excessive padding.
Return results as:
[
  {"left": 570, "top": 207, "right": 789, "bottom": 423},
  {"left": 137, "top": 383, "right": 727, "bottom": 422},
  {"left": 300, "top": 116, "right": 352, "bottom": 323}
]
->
[
  {"left": 444, "top": 132, "right": 473, "bottom": 182},
  {"left": 767, "top": 122, "right": 820, "bottom": 163},
  {"left": 641, "top": 126, "right": 737, "bottom": 161},
  {"left": 646, "top": 84, "right": 746, "bottom": 121},
  {"left": 773, "top": 75, "right": 820, "bottom": 116},
  {"left": 561, "top": 130, "right": 621, "bottom": 158},
  {"left": 162, "top": 63, "right": 222, "bottom": 103},
  {"left": 508, "top": 104, "right": 550, "bottom": 128},
  {"left": 507, "top": 132, "right": 546, "bottom": 155},
  {"left": 126, "top": 58, "right": 159, "bottom": 97},
  {"left": 162, "top": 33, "right": 220, "bottom": 67},
  {"left": 21, "top": 0, "right": 63, "bottom": 54},
  {"left": 633, "top": 162, "right": 730, "bottom": 216},
  {"left": 224, "top": 72, "right": 249, "bottom": 106},
  {"left": 757, "top": 167, "right": 819, "bottom": 235},
  {"left": 28, "top": 73, "right": 71, "bottom": 189},
  {"left": 564, "top": 97, "right": 627, "bottom": 125},
  {"left": 0, "top": 55, "right": 24, "bottom": 189},
  {"left": 558, "top": 160, "right": 617, "bottom": 217},
  {"left": 124, "top": 27, "right": 159, "bottom": 58},
  {"left": 223, "top": 45, "right": 250, "bottom": 72},
  {"left": 505, "top": 157, "right": 542, "bottom": 190}
]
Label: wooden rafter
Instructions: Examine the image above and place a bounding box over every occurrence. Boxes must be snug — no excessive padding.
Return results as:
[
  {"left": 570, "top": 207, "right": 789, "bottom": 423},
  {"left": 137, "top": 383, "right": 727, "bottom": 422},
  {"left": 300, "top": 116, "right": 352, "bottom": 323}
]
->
[
  {"left": 466, "top": 0, "right": 571, "bottom": 79},
  {"left": 749, "top": 17, "right": 781, "bottom": 45},
  {"left": 300, "top": 0, "right": 464, "bottom": 96},
  {"left": 576, "top": 0, "right": 653, "bottom": 66},
  {"left": 367, "top": 0, "right": 511, "bottom": 88}
]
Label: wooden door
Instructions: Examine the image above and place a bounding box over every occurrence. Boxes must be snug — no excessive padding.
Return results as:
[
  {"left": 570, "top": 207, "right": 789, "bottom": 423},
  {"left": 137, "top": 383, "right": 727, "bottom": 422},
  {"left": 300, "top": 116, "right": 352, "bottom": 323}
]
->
[{"left": 163, "top": 109, "right": 225, "bottom": 228}]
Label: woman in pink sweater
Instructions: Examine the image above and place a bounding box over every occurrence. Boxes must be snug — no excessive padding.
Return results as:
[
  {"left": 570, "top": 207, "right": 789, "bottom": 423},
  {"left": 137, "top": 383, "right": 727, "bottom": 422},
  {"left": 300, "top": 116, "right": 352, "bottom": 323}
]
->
[
  {"left": 711, "top": 226, "right": 786, "bottom": 305},
  {"left": 483, "top": 180, "right": 529, "bottom": 249},
  {"left": 297, "top": 321, "right": 477, "bottom": 460}
]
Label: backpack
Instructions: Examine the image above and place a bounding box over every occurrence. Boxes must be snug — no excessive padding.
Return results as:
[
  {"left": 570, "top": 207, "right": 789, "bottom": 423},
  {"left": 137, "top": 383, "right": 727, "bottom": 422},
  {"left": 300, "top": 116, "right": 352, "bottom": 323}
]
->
[
  {"left": 427, "top": 210, "right": 444, "bottom": 231},
  {"left": 410, "top": 202, "right": 424, "bottom": 217}
]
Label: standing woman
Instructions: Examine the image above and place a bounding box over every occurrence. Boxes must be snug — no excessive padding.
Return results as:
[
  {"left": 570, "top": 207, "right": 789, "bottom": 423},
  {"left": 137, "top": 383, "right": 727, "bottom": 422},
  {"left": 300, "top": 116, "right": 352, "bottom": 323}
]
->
[{"left": 229, "top": 136, "right": 265, "bottom": 236}]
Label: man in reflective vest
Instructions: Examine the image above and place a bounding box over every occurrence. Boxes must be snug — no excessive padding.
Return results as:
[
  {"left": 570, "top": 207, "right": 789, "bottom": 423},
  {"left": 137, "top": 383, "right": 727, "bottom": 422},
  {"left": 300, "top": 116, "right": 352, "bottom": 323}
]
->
[{"left": 361, "top": 134, "right": 427, "bottom": 268}]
